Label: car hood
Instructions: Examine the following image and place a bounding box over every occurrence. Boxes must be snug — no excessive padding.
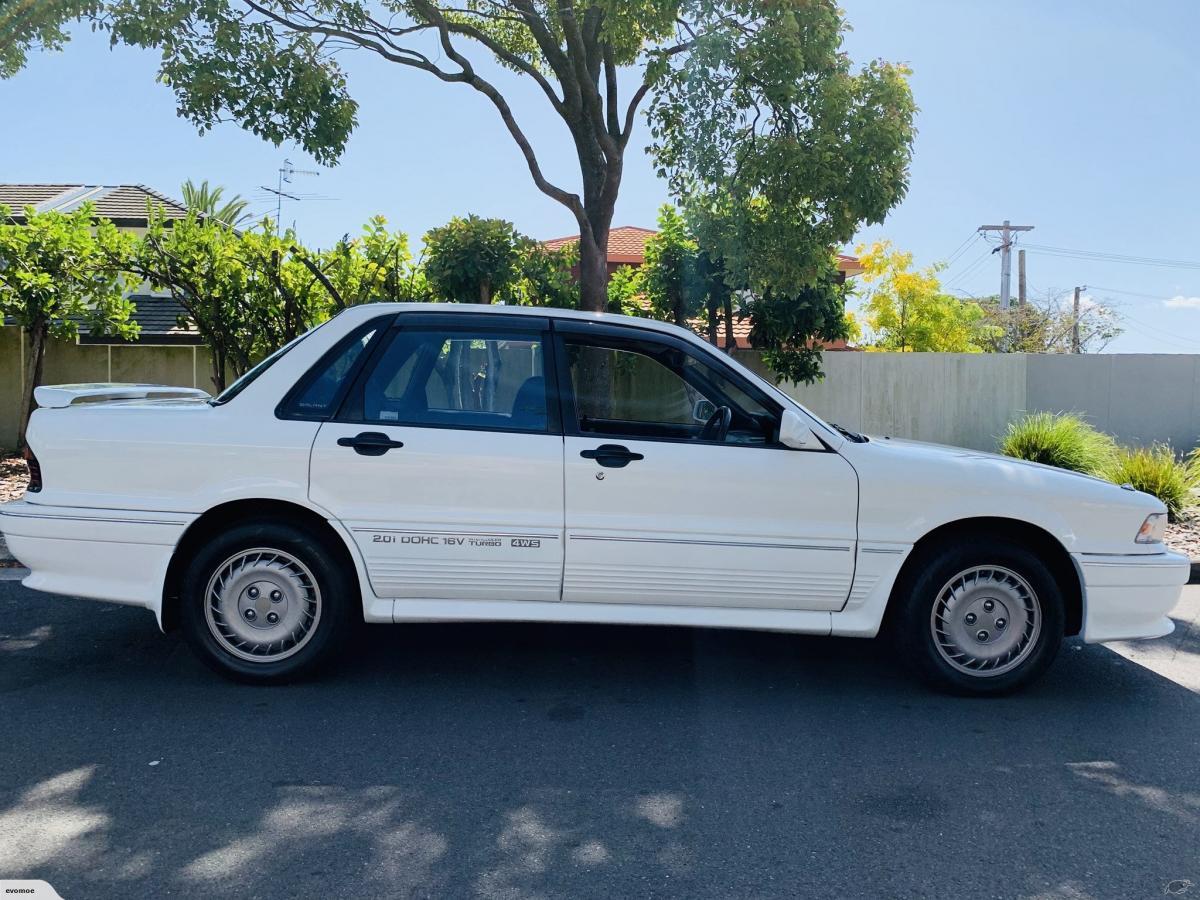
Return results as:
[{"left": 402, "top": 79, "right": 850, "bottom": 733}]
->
[
  {"left": 867, "top": 435, "right": 1114, "bottom": 487},
  {"left": 840, "top": 433, "right": 1166, "bottom": 555}
]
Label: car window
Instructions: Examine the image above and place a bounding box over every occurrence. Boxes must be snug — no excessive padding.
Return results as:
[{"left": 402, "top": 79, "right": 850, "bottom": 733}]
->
[
  {"left": 285, "top": 324, "right": 381, "bottom": 418},
  {"left": 211, "top": 322, "right": 326, "bottom": 406},
  {"left": 344, "top": 326, "right": 551, "bottom": 433},
  {"left": 564, "top": 337, "right": 776, "bottom": 445}
]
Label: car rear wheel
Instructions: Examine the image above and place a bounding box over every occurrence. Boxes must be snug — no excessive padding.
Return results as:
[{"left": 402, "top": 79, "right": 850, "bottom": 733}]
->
[
  {"left": 894, "top": 538, "right": 1065, "bottom": 695},
  {"left": 180, "top": 521, "right": 355, "bottom": 682}
]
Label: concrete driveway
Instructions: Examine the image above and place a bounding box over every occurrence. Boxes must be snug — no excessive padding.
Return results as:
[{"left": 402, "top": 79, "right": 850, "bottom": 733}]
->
[{"left": 1, "top": 575, "right": 1198, "bottom": 899}]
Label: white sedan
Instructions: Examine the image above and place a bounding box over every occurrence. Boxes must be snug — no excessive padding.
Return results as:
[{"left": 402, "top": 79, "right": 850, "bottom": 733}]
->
[{"left": 1, "top": 304, "right": 1188, "bottom": 693}]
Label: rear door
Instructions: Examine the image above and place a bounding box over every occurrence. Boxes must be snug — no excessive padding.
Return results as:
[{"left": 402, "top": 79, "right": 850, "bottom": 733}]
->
[
  {"left": 306, "top": 313, "right": 564, "bottom": 603},
  {"left": 555, "top": 322, "right": 859, "bottom": 611}
]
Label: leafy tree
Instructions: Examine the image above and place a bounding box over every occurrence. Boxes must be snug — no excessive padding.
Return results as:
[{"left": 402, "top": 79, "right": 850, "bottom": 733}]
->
[
  {"left": 181, "top": 179, "right": 253, "bottom": 227},
  {"left": 510, "top": 240, "right": 579, "bottom": 308},
  {"left": 0, "top": 203, "right": 137, "bottom": 445},
  {"left": 424, "top": 215, "right": 524, "bottom": 304},
  {"left": 126, "top": 207, "right": 260, "bottom": 391},
  {"left": 13, "top": 0, "right": 912, "bottom": 320},
  {"left": 857, "top": 241, "right": 998, "bottom": 352},
  {"left": 423, "top": 214, "right": 576, "bottom": 307},
  {"left": 653, "top": 3, "right": 916, "bottom": 381},
  {"left": 606, "top": 263, "right": 645, "bottom": 316},
  {"left": 307, "top": 216, "right": 425, "bottom": 308},
  {"left": 641, "top": 205, "right": 699, "bottom": 326},
  {"left": 129, "top": 209, "right": 419, "bottom": 390},
  {"left": 0, "top": 0, "right": 92, "bottom": 78},
  {"left": 977, "top": 291, "right": 1123, "bottom": 353}
]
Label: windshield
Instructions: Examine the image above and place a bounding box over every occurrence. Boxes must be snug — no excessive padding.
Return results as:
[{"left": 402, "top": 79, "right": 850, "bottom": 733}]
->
[{"left": 210, "top": 322, "right": 328, "bottom": 406}]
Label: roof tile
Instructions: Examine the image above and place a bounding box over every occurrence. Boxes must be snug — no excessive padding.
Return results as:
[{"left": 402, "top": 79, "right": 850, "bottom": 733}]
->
[{"left": 0, "top": 184, "right": 188, "bottom": 223}]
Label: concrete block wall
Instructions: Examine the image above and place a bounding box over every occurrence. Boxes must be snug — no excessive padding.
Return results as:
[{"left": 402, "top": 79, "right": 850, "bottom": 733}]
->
[
  {"left": 1, "top": 326, "right": 208, "bottom": 449},
  {"left": 749, "top": 350, "right": 1200, "bottom": 453}
]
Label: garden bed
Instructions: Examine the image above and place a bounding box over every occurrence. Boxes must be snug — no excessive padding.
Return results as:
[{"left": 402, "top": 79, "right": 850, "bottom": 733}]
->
[
  {"left": 1166, "top": 516, "right": 1200, "bottom": 561},
  {"left": 1, "top": 453, "right": 27, "bottom": 504}
]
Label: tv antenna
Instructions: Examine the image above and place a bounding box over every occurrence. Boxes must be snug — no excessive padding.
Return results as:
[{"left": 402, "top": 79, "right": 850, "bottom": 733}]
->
[{"left": 260, "top": 159, "right": 319, "bottom": 233}]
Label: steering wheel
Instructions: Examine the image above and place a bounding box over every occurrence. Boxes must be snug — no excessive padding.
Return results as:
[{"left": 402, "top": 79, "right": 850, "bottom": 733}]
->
[{"left": 700, "top": 405, "right": 733, "bottom": 442}]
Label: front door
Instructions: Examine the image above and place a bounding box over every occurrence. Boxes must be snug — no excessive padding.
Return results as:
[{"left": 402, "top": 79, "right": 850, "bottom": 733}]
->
[
  {"left": 556, "top": 323, "right": 858, "bottom": 611},
  {"left": 309, "top": 314, "right": 564, "bottom": 603}
]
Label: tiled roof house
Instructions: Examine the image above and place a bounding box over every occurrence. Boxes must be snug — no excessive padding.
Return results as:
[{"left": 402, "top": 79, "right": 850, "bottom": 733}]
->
[
  {"left": 1, "top": 184, "right": 198, "bottom": 344},
  {"left": 542, "top": 225, "right": 864, "bottom": 350}
]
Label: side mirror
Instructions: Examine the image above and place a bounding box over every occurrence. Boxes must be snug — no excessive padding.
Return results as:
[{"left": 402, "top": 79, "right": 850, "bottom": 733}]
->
[
  {"left": 693, "top": 399, "right": 717, "bottom": 422},
  {"left": 779, "top": 409, "right": 823, "bottom": 450}
]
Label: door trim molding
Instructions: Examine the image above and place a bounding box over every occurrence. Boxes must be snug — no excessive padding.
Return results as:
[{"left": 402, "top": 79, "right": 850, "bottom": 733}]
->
[{"left": 568, "top": 534, "right": 850, "bottom": 552}]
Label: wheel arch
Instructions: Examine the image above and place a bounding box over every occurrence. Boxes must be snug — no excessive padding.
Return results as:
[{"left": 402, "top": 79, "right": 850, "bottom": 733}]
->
[
  {"left": 161, "top": 498, "right": 359, "bottom": 633},
  {"left": 887, "top": 516, "right": 1083, "bottom": 637}
]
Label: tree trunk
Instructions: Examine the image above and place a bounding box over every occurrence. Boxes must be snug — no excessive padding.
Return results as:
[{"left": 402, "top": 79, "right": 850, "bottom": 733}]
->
[
  {"left": 723, "top": 294, "right": 736, "bottom": 355},
  {"left": 17, "top": 322, "right": 48, "bottom": 449},
  {"left": 577, "top": 230, "right": 609, "bottom": 313},
  {"left": 707, "top": 294, "right": 719, "bottom": 346},
  {"left": 210, "top": 347, "right": 227, "bottom": 394}
]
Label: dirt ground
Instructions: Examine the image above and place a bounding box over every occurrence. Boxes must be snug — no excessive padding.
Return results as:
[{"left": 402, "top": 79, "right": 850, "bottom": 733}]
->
[{"left": 0, "top": 453, "right": 28, "bottom": 504}]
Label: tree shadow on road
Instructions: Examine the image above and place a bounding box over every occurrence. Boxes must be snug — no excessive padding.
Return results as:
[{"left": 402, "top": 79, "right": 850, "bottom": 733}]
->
[{"left": 1, "top": 593, "right": 1197, "bottom": 898}]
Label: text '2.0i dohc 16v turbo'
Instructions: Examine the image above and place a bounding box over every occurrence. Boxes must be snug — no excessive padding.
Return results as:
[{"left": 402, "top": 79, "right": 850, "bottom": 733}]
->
[{"left": 1, "top": 304, "right": 1188, "bottom": 693}]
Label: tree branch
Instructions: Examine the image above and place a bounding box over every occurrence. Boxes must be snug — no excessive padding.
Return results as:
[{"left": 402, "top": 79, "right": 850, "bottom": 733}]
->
[{"left": 291, "top": 246, "right": 345, "bottom": 311}]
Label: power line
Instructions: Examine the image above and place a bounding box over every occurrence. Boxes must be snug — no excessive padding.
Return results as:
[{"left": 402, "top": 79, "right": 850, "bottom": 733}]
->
[
  {"left": 1022, "top": 243, "right": 1200, "bottom": 271},
  {"left": 1087, "top": 285, "right": 1187, "bottom": 302},
  {"left": 944, "top": 244, "right": 995, "bottom": 287},
  {"left": 1118, "top": 315, "right": 1199, "bottom": 352},
  {"left": 943, "top": 232, "right": 982, "bottom": 268}
]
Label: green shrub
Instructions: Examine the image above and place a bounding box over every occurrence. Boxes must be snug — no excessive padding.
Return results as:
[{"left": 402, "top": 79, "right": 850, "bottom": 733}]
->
[
  {"left": 1000, "top": 412, "right": 1117, "bottom": 476},
  {"left": 1106, "top": 445, "right": 1198, "bottom": 522}
]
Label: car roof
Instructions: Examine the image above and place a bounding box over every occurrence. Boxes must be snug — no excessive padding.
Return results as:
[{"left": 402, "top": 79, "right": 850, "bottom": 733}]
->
[{"left": 338, "top": 302, "right": 703, "bottom": 342}]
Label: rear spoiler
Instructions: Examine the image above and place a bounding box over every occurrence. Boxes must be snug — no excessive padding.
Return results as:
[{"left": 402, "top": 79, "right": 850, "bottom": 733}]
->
[{"left": 34, "top": 383, "right": 213, "bottom": 409}]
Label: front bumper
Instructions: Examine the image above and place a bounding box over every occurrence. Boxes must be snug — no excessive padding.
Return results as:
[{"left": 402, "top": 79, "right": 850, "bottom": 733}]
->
[
  {"left": 1077, "top": 550, "right": 1190, "bottom": 643},
  {"left": 0, "top": 500, "right": 191, "bottom": 622}
]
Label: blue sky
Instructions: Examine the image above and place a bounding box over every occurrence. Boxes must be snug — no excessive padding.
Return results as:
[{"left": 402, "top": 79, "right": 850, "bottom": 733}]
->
[{"left": 2, "top": 0, "right": 1198, "bottom": 352}]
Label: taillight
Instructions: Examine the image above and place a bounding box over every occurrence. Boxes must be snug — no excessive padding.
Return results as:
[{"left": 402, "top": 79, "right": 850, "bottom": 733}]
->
[{"left": 22, "top": 445, "right": 42, "bottom": 493}]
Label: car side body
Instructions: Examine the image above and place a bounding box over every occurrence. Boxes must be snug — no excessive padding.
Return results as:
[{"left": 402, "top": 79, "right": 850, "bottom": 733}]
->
[{"left": 0, "top": 303, "right": 1188, "bottom": 690}]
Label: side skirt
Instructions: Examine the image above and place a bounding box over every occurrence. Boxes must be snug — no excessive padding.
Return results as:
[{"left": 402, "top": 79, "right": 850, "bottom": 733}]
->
[{"left": 390, "top": 598, "right": 833, "bottom": 635}]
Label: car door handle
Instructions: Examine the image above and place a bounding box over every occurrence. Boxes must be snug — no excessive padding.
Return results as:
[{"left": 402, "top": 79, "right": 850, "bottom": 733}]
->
[
  {"left": 337, "top": 431, "right": 405, "bottom": 456},
  {"left": 580, "top": 444, "right": 644, "bottom": 468}
]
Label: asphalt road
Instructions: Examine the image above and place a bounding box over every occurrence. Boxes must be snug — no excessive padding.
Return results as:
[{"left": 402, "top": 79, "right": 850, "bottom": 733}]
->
[{"left": 2, "top": 576, "right": 1199, "bottom": 900}]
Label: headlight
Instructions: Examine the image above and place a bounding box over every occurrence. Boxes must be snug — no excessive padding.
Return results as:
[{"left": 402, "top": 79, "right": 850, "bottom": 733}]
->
[{"left": 1136, "top": 513, "right": 1167, "bottom": 544}]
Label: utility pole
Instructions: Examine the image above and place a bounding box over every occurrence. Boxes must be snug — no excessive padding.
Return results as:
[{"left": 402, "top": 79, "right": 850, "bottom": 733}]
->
[
  {"left": 1017, "top": 249, "right": 1027, "bottom": 308},
  {"left": 978, "top": 220, "right": 1034, "bottom": 309},
  {"left": 1071, "top": 285, "right": 1085, "bottom": 353}
]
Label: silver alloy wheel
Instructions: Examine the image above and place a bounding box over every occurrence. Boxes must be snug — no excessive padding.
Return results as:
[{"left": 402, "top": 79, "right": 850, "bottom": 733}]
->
[
  {"left": 930, "top": 565, "right": 1042, "bottom": 677},
  {"left": 204, "top": 548, "right": 322, "bottom": 663}
]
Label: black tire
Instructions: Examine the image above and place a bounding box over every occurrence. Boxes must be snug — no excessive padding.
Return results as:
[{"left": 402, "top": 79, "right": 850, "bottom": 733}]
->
[
  {"left": 180, "top": 519, "right": 357, "bottom": 683},
  {"left": 891, "top": 537, "right": 1065, "bottom": 695}
]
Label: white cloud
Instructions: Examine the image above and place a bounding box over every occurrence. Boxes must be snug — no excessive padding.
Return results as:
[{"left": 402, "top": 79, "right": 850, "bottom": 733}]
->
[{"left": 1164, "top": 295, "right": 1200, "bottom": 309}]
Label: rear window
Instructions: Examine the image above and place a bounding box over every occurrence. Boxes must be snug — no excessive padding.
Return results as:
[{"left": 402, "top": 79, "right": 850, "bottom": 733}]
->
[
  {"left": 284, "top": 324, "right": 382, "bottom": 418},
  {"left": 211, "top": 324, "right": 326, "bottom": 406}
]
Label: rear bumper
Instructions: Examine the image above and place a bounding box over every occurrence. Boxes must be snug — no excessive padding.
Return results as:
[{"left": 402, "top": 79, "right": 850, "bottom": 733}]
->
[
  {"left": 1077, "top": 550, "right": 1190, "bottom": 643},
  {"left": 0, "top": 500, "right": 190, "bottom": 621}
]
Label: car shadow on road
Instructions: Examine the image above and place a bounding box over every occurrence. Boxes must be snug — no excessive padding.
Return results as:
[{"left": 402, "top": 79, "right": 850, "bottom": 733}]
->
[{"left": 1, "top": 592, "right": 1199, "bottom": 899}]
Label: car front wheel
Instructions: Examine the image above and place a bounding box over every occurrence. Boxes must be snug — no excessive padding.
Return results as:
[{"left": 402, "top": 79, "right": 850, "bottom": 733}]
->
[
  {"left": 894, "top": 538, "right": 1065, "bottom": 695},
  {"left": 180, "top": 521, "right": 355, "bottom": 682}
]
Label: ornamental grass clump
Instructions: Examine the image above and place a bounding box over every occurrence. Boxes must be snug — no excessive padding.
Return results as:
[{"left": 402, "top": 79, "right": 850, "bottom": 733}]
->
[
  {"left": 1105, "top": 445, "right": 1198, "bottom": 522},
  {"left": 999, "top": 412, "right": 1117, "bottom": 477}
]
